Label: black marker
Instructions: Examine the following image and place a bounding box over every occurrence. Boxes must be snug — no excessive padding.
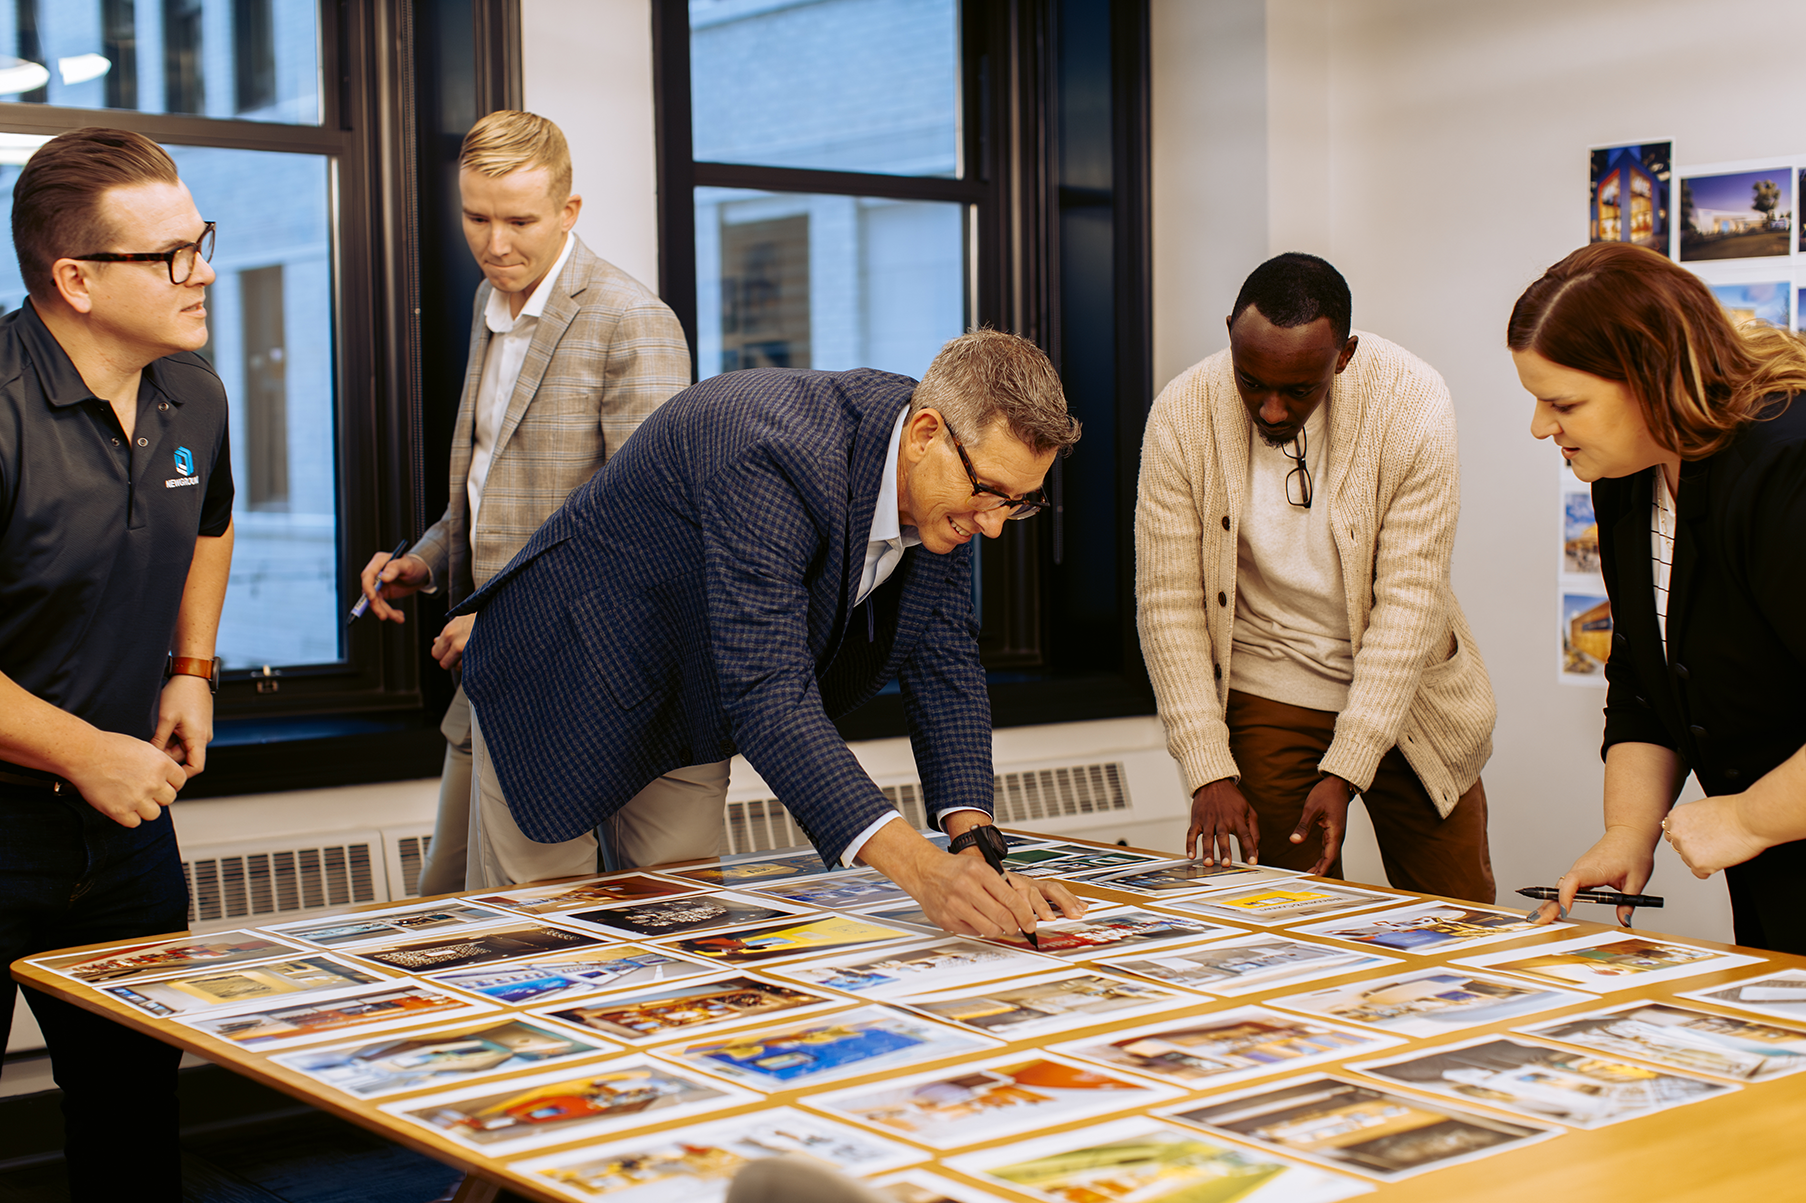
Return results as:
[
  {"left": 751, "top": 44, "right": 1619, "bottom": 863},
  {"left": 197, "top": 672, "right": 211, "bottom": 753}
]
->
[
  {"left": 1517, "top": 886, "right": 1664, "bottom": 908},
  {"left": 348, "top": 538, "right": 412, "bottom": 624},
  {"left": 949, "top": 825, "right": 1039, "bottom": 948}
]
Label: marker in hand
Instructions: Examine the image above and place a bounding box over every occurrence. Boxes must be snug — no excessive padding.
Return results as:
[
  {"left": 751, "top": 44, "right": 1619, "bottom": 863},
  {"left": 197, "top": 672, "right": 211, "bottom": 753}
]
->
[
  {"left": 949, "top": 824, "right": 1039, "bottom": 948},
  {"left": 1517, "top": 885, "right": 1665, "bottom": 908},
  {"left": 348, "top": 538, "right": 411, "bottom": 624}
]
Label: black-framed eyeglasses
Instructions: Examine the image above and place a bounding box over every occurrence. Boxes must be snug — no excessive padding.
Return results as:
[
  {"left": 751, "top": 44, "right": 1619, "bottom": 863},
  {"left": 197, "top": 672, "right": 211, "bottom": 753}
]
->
[
  {"left": 69, "top": 220, "right": 216, "bottom": 285},
  {"left": 1283, "top": 427, "right": 1312, "bottom": 509},
  {"left": 943, "top": 418, "right": 1050, "bottom": 520}
]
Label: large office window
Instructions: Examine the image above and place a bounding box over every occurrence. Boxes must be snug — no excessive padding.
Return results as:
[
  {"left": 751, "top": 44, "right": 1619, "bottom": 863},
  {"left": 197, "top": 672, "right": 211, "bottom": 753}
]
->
[{"left": 659, "top": 0, "right": 1155, "bottom": 733}]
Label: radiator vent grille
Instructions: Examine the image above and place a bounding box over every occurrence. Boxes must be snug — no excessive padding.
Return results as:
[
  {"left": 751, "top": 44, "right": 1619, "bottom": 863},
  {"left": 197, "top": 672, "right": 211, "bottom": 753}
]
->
[
  {"left": 392, "top": 835, "right": 432, "bottom": 898},
  {"left": 184, "top": 842, "right": 378, "bottom": 925},
  {"left": 720, "top": 761, "right": 1129, "bottom": 856}
]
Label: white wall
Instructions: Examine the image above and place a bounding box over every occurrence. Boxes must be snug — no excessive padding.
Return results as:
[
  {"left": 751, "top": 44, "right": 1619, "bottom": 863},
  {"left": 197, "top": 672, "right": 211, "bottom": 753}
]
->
[
  {"left": 521, "top": 0, "right": 662, "bottom": 292},
  {"left": 1154, "top": 0, "right": 1806, "bottom": 943}
]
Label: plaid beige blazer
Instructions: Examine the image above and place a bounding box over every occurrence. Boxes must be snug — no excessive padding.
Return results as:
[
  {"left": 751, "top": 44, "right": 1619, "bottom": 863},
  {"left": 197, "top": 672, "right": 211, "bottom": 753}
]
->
[{"left": 412, "top": 236, "right": 690, "bottom": 605}]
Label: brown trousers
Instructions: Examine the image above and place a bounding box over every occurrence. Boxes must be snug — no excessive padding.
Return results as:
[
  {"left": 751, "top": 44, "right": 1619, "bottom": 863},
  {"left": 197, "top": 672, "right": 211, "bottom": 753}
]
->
[{"left": 1226, "top": 689, "right": 1495, "bottom": 904}]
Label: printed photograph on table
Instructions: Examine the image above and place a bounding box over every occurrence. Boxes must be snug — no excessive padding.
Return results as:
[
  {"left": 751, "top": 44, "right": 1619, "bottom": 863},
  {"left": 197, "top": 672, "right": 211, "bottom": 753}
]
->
[
  {"left": 1098, "top": 934, "right": 1399, "bottom": 997},
  {"left": 899, "top": 970, "right": 1201, "bottom": 1039},
  {"left": 1290, "top": 901, "right": 1569, "bottom": 955},
  {"left": 179, "top": 981, "right": 499, "bottom": 1051},
  {"left": 1560, "top": 591, "right": 1612, "bottom": 681},
  {"left": 1083, "top": 859, "right": 1307, "bottom": 897},
  {"left": 802, "top": 1050, "right": 1185, "bottom": 1150},
  {"left": 1266, "top": 968, "right": 1595, "bottom": 1038},
  {"left": 769, "top": 936, "right": 1061, "bottom": 1000},
  {"left": 853, "top": 902, "right": 940, "bottom": 930},
  {"left": 666, "top": 1003, "right": 999, "bottom": 1091},
  {"left": 469, "top": 874, "right": 705, "bottom": 916},
  {"left": 664, "top": 914, "right": 920, "bottom": 966},
  {"left": 668, "top": 852, "right": 841, "bottom": 888},
  {"left": 1677, "top": 968, "right": 1806, "bottom": 1023},
  {"left": 1679, "top": 166, "right": 1792, "bottom": 260},
  {"left": 1347, "top": 1034, "right": 1736, "bottom": 1129},
  {"left": 1009, "top": 850, "right": 1170, "bottom": 879},
  {"left": 513, "top": 1107, "right": 923, "bottom": 1203},
  {"left": 535, "top": 972, "right": 847, "bottom": 1043},
  {"left": 1590, "top": 141, "right": 1671, "bottom": 254},
  {"left": 263, "top": 901, "right": 512, "bottom": 948},
  {"left": 426, "top": 946, "right": 720, "bottom": 1007},
  {"left": 1451, "top": 932, "right": 1762, "bottom": 992},
  {"left": 1708, "top": 280, "right": 1791, "bottom": 328},
  {"left": 943, "top": 1115, "right": 1371, "bottom": 1203},
  {"left": 101, "top": 955, "right": 389, "bottom": 1018},
  {"left": 29, "top": 932, "right": 310, "bottom": 986},
  {"left": 382, "top": 1055, "right": 759, "bottom": 1155},
  {"left": 1516, "top": 1000, "right": 1806, "bottom": 1082},
  {"left": 1562, "top": 488, "right": 1600, "bottom": 574},
  {"left": 1161, "top": 1074, "right": 1554, "bottom": 1181},
  {"left": 559, "top": 892, "right": 816, "bottom": 940},
  {"left": 270, "top": 1015, "right": 616, "bottom": 1099},
  {"left": 1156, "top": 883, "right": 1397, "bottom": 926},
  {"left": 982, "top": 907, "right": 1242, "bottom": 957},
  {"left": 744, "top": 869, "right": 913, "bottom": 911},
  {"left": 1050, "top": 1005, "right": 1401, "bottom": 1089},
  {"left": 866, "top": 1169, "right": 1012, "bottom": 1203},
  {"left": 350, "top": 920, "right": 606, "bottom": 974}
]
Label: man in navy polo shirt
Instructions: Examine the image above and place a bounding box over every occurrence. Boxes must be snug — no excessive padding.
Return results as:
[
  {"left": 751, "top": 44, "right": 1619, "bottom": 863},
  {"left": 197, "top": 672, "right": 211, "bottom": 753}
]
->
[{"left": 0, "top": 128, "right": 233, "bottom": 1202}]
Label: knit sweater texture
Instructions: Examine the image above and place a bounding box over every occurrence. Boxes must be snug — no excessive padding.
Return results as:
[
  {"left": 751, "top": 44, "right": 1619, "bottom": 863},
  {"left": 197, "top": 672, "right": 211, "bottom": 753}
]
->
[{"left": 1135, "top": 331, "right": 1496, "bottom": 816}]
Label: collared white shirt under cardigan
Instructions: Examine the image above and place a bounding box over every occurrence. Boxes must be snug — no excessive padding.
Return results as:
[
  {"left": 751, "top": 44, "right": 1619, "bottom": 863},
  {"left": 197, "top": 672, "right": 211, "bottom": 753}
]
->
[{"left": 1135, "top": 331, "right": 1496, "bottom": 818}]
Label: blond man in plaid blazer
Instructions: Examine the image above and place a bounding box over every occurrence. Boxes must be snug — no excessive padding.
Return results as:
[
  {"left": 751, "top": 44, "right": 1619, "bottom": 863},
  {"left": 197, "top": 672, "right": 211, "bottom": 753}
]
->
[{"left": 359, "top": 112, "right": 722, "bottom": 891}]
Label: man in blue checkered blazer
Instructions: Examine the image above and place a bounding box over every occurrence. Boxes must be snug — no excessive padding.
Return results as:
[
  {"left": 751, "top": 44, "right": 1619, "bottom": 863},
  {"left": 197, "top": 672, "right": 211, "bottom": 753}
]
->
[{"left": 454, "top": 330, "right": 1086, "bottom": 937}]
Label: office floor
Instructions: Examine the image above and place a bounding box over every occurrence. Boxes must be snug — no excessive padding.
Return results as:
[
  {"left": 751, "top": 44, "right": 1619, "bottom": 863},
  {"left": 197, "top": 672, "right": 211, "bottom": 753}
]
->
[{"left": 0, "top": 1060, "right": 535, "bottom": 1203}]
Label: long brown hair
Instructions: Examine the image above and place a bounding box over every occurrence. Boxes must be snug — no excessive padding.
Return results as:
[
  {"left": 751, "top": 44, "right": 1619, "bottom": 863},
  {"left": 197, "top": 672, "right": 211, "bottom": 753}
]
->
[{"left": 1507, "top": 242, "right": 1806, "bottom": 458}]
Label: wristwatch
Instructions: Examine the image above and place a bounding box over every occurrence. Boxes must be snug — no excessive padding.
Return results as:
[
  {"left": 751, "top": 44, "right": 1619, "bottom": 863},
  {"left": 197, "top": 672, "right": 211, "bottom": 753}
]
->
[
  {"left": 166, "top": 654, "right": 223, "bottom": 694},
  {"left": 947, "top": 824, "right": 1010, "bottom": 874}
]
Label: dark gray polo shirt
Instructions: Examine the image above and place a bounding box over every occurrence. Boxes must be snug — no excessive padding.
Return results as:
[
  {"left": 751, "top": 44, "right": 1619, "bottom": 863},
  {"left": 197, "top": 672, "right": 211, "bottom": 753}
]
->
[{"left": 0, "top": 301, "right": 233, "bottom": 743}]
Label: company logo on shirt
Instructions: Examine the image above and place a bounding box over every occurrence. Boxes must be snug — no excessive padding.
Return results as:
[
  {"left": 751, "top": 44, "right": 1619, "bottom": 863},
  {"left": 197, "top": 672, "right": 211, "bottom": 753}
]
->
[{"left": 166, "top": 445, "right": 199, "bottom": 489}]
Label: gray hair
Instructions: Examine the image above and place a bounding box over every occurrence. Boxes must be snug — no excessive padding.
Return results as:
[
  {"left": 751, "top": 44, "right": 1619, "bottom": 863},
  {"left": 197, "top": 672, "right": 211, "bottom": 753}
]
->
[{"left": 911, "top": 329, "right": 1080, "bottom": 455}]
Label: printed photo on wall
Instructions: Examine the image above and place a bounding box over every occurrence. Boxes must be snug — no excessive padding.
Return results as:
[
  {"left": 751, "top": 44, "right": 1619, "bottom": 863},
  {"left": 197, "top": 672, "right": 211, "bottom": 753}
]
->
[
  {"left": 1097, "top": 934, "right": 1399, "bottom": 998},
  {"left": 1679, "top": 166, "right": 1793, "bottom": 260},
  {"left": 380, "top": 1055, "right": 759, "bottom": 1154},
  {"left": 1347, "top": 1034, "right": 1735, "bottom": 1129},
  {"left": 1562, "top": 488, "right": 1600, "bottom": 575},
  {"left": 1591, "top": 142, "right": 1671, "bottom": 254},
  {"left": 270, "top": 1014, "right": 616, "bottom": 1099},
  {"left": 1162, "top": 1074, "right": 1554, "bottom": 1180},
  {"left": 1452, "top": 932, "right": 1763, "bottom": 992},
  {"left": 1708, "top": 280, "right": 1791, "bottom": 328},
  {"left": 424, "top": 946, "right": 720, "bottom": 1008},
  {"left": 802, "top": 1051, "right": 1184, "bottom": 1150},
  {"left": 512, "top": 1107, "right": 924, "bottom": 1203},
  {"left": 943, "top": 1115, "right": 1371, "bottom": 1203},
  {"left": 1560, "top": 591, "right": 1612, "bottom": 682},
  {"left": 1799, "top": 287, "right": 1806, "bottom": 331},
  {"left": 1516, "top": 1000, "right": 1806, "bottom": 1081}
]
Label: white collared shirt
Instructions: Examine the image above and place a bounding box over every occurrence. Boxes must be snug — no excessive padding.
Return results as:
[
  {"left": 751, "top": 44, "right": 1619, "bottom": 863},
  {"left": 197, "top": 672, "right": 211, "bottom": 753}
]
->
[
  {"left": 466, "top": 232, "right": 576, "bottom": 545},
  {"left": 838, "top": 405, "right": 985, "bottom": 867}
]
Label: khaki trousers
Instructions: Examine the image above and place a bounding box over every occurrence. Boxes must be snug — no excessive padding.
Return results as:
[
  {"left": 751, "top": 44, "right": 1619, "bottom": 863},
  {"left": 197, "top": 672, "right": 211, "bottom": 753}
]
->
[
  {"left": 466, "top": 708, "right": 731, "bottom": 889},
  {"left": 1226, "top": 689, "right": 1495, "bottom": 904},
  {"left": 415, "top": 687, "right": 475, "bottom": 897}
]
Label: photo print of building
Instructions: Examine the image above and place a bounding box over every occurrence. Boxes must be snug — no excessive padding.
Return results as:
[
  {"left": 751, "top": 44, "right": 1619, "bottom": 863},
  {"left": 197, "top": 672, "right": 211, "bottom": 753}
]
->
[
  {"left": 1680, "top": 166, "right": 1793, "bottom": 260},
  {"left": 1590, "top": 142, "right": 1670, "bottom": 254},
  {"left": 1708, "top": 281, "right": 1791, "bottom": 328}
]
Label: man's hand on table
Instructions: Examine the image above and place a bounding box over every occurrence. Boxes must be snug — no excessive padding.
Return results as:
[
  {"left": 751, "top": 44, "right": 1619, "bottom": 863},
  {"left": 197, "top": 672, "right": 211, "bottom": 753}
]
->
[
  {"left": 1292, "top": 774, "right": 1354, "bottom": 876},
  {"left": 857, "top": 815, "right": 1086, "bottom": 940},
  {"left": 1188, "top": 778, "right": 1260, "bottom": 865}
]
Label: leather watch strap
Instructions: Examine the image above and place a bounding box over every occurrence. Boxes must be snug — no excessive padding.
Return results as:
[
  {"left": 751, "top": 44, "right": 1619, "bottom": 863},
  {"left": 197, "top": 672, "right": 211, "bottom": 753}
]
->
[{"left": 167, "top": 655, "right": 221, "bottom": 693}]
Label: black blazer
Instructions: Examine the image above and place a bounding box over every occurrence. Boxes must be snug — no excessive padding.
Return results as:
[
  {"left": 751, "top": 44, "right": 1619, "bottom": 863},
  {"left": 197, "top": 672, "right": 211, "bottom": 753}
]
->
[{"left": 1595, "top": 395, "right": 1806, "bottom": 795}]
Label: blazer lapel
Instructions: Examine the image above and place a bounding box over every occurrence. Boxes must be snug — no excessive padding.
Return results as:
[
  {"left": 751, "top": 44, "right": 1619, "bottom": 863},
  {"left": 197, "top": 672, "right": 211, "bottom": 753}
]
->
[
  {"left": 491, "top": 246, "right": 591, "bottom": 462},
  {"left": 445, "top": 289, "right": 492, "bottom": 491},
  {"left": 1663, "top": 461, "right": 1712, "bottom": 663},
  {"left": 1607, "top": 470, "right": 1681, "bottom": 727},
  {"left": 841, "top": 393, "right": 910, "bottom": 622}
]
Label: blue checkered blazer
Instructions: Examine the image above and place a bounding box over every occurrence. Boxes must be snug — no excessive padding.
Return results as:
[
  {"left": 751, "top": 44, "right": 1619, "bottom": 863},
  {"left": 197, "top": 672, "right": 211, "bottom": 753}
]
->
[{"left": 453, "top": 367, "right": 995, "bottom": 865}]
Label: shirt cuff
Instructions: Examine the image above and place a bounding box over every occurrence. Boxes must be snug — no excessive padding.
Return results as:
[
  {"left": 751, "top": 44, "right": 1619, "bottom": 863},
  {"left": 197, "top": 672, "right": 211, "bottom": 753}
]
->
[
  {"left": 935, "top": 806, "right": 990, "bottom": 831},
  {"left": 840, "top": 811, "right": 906, "bottom": 868}
]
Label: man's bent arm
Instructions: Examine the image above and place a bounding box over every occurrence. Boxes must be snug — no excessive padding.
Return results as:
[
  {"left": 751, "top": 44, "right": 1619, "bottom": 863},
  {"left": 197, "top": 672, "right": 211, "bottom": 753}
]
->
[{"left": 154, "top": 522, "right": 234, "bottom": 773}]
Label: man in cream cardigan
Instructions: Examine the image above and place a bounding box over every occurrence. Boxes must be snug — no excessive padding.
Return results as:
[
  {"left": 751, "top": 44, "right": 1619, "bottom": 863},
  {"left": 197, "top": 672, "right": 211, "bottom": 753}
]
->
[{"left": 1136, "top": 253, "right": 1496, "bottom": 903}]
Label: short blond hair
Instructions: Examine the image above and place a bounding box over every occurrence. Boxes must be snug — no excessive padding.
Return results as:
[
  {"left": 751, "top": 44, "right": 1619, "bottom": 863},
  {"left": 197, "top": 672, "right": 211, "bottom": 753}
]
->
[
  {"left": 912, "top": 329, "right": 1080, "bottom": 456},
  {"left": 459, "top": 110, "right": 572, "bottom": 199}
]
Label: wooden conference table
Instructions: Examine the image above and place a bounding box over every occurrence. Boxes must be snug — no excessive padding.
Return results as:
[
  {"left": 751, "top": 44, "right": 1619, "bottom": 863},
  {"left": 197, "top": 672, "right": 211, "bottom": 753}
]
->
[{"left": 13, "top": 830, "right": 1806, "bottom": 1203}]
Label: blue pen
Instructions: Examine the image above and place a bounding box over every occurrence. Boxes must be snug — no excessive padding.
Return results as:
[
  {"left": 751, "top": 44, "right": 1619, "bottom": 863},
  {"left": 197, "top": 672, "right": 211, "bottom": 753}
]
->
[{"left": 347, "top": 538, "right": 412, "bottom": 624}]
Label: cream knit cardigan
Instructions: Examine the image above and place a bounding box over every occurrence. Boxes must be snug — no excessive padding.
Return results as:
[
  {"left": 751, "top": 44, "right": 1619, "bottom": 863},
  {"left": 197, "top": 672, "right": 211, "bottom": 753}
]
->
[{"left": 1135, "top": 332, "right": 1496, "bottom": 817}]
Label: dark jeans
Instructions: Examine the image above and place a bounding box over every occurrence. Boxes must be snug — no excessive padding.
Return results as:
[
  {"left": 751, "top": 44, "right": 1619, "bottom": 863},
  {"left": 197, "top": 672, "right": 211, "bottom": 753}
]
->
[{"left": 0, "top": 787, "right": 189, "bottom": 1201}]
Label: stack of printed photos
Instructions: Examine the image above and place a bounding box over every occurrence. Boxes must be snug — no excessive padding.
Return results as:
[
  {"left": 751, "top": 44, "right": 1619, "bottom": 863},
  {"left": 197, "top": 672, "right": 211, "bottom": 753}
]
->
[{"left": 26, "top": 835, "right": 1800, "bottom": 1203}]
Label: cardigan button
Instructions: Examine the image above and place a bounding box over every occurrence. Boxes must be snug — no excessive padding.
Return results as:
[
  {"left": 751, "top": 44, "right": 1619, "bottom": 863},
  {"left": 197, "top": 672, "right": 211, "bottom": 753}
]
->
[
  {"left": 1217, "top": 592, "right": 1227, "bottom": 606},
  {"left": 1221, "top": 515, "right": 1230, "bottom": 530},
  {"left": 1672, "top": 663, "right": 1689, "bottom": 681},
  {"left": 1214, "top": 664, "right": 1222, "bottom": 680}
]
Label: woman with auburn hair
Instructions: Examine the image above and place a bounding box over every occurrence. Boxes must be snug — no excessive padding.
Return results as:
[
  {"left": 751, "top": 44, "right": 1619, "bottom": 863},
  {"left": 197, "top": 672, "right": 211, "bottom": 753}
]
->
[{"left": 1508, "top": 242, "right": 1806, "bottom": 954}]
